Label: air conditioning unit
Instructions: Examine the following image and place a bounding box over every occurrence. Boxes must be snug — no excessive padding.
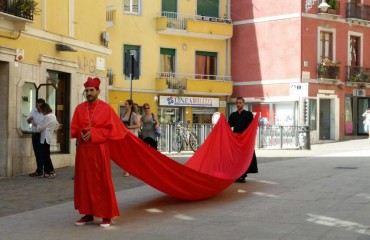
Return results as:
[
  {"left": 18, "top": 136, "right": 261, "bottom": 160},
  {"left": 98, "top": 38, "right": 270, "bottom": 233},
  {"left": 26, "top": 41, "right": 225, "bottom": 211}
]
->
[
  {"left": 353, "top": 89, "right": 366, "bottom": 97},
  {"left": 101, "top": 32, "right": 110, "bottom": 47}
]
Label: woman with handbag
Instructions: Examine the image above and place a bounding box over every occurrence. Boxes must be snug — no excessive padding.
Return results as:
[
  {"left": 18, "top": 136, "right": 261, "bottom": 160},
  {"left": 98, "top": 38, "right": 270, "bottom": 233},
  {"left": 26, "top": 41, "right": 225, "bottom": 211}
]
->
[
  {"left": 140, "top": 103, "right": 159, "bottom": 150},
  {"left": 120, "top": 99, "right": 140, "bottom": 176}
]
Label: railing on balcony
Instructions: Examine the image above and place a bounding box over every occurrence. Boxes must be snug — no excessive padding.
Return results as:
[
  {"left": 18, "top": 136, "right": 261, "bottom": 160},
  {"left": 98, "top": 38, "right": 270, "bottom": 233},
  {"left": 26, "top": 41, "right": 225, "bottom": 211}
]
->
[
  {"left": 0, "top": 0, "right": 35, "bottom": 20},
  {"left": 346, "top": 2, "right": 370, "bottom": 21},
  {"left": 346, "top": 66, "right": 370, "bottom": 83},
  {"left": 157, "top": 72, "right": 232, "bottom": 90},
  {"left": 159, "top": 11, "right": 232, "bottom": 30},
  {"left": 317, "top": 64, "right": 340, "bottom": 79}
]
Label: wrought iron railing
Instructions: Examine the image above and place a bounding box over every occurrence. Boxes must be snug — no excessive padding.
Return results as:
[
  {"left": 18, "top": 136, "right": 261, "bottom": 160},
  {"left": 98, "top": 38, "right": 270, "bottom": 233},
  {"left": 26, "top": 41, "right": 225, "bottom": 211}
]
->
[
  {"left": 317, "top": 64, "right": 340, "bottom": 79},
  {"left": 346, "top": 66, "right": 370, "bottom": 83},
  {"left": 346, "top": 2, "right": 370, "bottom": 21},
  {"left": 157, "top": 72, "right": 232, "bottom": 90},
  {"left": 0, "top": 0, "right": 35, "bottom": 20},
  {"left": 159, "top": 11, "right": 232, "bottom": 30},
  {"left": 156, "top": 123, "right": 304, "bottom": 152}
]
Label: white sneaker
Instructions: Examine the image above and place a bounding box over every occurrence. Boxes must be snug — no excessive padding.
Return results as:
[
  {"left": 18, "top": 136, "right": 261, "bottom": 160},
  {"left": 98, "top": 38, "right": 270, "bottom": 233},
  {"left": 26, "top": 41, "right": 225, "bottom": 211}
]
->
[
  {"left": 100, "top": 218, "right": 111, "bottom": 228},
  {"left": 122, "top": 171, "right": 130, "bottom": 177}
]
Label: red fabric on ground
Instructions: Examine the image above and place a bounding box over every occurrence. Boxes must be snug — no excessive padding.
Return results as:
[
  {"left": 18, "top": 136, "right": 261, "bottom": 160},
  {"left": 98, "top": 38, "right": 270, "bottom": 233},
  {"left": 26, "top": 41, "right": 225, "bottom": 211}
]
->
[{"left": 110, "top": 114, "right": 258, "bottom": 200}]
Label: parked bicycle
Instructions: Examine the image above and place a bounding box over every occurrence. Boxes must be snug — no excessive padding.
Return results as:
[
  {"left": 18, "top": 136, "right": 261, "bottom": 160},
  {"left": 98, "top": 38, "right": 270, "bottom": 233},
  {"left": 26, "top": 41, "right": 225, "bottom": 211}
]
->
[{"left": 174, "top": 121, "right": 198, "bottom": 153}]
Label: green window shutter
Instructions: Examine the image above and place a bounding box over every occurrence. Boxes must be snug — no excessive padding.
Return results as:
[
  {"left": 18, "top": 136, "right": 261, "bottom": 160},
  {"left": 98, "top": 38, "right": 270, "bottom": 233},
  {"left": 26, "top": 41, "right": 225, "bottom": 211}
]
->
[
  {"left": 162, "top": 0, "right": 177, "bottom": 13},
  {"left": 196, "top": 51, "right": 217, "bottom": 57},
  {"left": 197, "top": 0, "right": 219, "bottom": 17},
  {"left": 160, "top": 48, "right": 176, "bottom": 56},
  {"left": 124, "top": 45, "right": 140, "bottom": 79}
]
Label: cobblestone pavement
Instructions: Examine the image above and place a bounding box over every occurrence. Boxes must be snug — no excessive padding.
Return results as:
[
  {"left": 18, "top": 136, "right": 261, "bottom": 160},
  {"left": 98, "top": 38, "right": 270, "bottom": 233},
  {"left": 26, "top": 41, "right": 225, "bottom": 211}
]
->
[{"left": 0, "top": 138, "right": 369, "bottom": 218}]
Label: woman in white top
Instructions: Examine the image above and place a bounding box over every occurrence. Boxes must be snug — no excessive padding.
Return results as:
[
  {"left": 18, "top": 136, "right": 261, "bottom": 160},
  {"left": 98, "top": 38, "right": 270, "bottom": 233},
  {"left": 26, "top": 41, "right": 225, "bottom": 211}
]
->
[
  {"left": 32, "top": 103, "right": 59, "bottom": 178},
  {"left": 362, "top": 109, "right": 370, "bottom": 138},
  {"left": 121, "top": 99, "right": 140, "bottom": 136},
  {"left": 120, "top": 99, "right": 140, "bottom": 176}
]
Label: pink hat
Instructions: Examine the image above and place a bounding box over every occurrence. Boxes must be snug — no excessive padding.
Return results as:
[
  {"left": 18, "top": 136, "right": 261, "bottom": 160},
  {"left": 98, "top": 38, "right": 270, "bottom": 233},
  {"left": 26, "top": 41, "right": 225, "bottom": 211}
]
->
[{"left": 84, "top": 77, "right": 101, "bottom": 89}]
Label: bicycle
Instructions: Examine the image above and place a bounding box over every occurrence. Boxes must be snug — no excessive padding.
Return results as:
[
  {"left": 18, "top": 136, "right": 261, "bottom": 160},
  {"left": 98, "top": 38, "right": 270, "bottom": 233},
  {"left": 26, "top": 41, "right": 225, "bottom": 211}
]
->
[{"left": 174, "top": 121, "right": 198, "bottom": 153}]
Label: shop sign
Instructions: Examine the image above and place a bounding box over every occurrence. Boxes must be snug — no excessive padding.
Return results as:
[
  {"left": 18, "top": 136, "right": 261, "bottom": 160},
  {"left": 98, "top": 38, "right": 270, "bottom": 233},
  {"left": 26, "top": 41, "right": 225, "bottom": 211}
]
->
[
  {"left": 290, "top": 83, "right": 308, "bottom": 97},
  {"left": 159, "top": 96, "right": 219, "bottom": 107}
]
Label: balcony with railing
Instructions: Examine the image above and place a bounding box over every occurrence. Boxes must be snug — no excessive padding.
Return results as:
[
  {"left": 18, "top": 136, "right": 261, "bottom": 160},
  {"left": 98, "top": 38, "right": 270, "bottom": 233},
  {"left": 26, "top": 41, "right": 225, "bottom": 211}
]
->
[
  {"left": 0, "top": 0, "right": 36, "bottom": 20},
  {"left": 346, "top": 2, "right": 370, "bottom": 22},
  {"left": 156, "top": 12, "right": 233, "bottom": 40},
  {"left": 346, "top": 66, "right": 370, "bottom": 85},
  {"left": 0, "top": 0, "right": 36, "bottom": 33},
  {"left": 317, "top": 62, "right": 340, "bottom": 80},
  {"left": 156, "top": 72, "right": 232, "bottom": 95}
]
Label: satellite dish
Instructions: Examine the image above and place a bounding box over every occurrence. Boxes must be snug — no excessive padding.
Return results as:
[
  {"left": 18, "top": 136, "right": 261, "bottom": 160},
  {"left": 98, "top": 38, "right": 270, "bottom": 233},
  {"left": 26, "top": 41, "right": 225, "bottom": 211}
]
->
[{"left": 212, "top": 112, "right": 221, "bottom": 125}]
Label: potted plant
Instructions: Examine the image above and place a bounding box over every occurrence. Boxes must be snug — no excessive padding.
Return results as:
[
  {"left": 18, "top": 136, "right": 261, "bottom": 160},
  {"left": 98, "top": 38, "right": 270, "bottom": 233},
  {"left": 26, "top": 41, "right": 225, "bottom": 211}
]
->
[
  {"left": 328, "top": 0, "right": 339, "bottom": 9},
  {"left": 8, "top": 0, "right": 41, "bottom": 18},
  {"left": 327, "top": 0, "right": 339, "bottom": 14}
]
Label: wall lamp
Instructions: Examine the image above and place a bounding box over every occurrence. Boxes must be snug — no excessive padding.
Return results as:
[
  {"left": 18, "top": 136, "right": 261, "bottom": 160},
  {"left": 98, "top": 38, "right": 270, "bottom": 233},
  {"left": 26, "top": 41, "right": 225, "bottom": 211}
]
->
[
  {"left": 56, "top": 44, "right": 77, "bottom": 52},
  {"left": 318, "top": 0, "right": 330, "bottom": 12}
]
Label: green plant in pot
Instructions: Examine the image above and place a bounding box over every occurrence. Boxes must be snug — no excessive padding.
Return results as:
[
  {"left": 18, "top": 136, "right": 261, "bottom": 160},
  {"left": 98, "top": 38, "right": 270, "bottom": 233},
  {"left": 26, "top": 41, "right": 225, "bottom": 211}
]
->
[
  {"left": 9, "top": 0, "right": 41, "bottom": 17},
  {"left": 328, "top": 0, "right": 339, "bottom": 10}
]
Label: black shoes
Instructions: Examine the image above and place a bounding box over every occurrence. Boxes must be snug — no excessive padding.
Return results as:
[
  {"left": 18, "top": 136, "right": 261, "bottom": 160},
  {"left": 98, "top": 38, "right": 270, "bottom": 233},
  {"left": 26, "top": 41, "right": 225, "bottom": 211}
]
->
[
  {"left": 235, "top": 178, "right": 246, "bottom": 183},
  {"left": 29, "top": 171, "right": 43, "bottom": 177}
]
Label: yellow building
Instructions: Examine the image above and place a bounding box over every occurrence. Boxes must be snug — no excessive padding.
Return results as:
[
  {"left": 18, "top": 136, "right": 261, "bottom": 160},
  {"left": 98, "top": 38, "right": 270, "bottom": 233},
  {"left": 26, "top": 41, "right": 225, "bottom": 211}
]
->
[
  {"left": 106, "top": 0, "right": 233, "bottom": 124},
  {"left": 0, "top": 0, "right": 111, "bottom": 176}
]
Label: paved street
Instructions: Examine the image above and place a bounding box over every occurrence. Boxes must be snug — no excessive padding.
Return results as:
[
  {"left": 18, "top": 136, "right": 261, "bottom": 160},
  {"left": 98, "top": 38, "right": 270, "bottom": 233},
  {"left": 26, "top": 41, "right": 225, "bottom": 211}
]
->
[{"left": 1, "top": 139, "right": 370, "bottom": 239}]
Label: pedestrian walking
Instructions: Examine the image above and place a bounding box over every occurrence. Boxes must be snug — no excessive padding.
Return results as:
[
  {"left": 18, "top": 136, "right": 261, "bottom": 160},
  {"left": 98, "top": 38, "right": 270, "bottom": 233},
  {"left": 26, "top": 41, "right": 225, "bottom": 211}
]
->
[
  {"left": 140, "top": 103, "right": 159, "bottom": 150},
  {"left": 362, "top": 108, "right": 370, "bottom": 138},
  {"left": 228, "top": 97, "right": 258, "bottom": 183}
]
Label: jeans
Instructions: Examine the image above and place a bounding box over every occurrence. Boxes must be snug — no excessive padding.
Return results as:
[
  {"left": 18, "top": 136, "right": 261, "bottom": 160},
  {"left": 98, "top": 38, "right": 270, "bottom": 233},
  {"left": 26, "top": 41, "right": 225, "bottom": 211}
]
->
[
  {"left": 32, "top": 133, "right": 43, "bottom": 173},
  {"left": 42, "top": 140, "right": 54, "bottom": 174}
]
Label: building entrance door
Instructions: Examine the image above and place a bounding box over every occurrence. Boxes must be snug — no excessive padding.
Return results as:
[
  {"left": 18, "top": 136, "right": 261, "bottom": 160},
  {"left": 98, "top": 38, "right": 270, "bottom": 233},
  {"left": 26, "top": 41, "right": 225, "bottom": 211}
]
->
[
  {"left": 357, "top": 98, "right": 370, "bottom": 135},
  {"left": 319, "top": 99, "right": 331, "bottom": 140}
]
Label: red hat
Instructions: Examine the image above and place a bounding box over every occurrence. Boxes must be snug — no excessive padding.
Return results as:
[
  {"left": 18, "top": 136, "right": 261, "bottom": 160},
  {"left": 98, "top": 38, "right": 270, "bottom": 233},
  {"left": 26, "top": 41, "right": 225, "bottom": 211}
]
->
[{"left": 84, "top": 77, "right": 101, "bottom": 89}]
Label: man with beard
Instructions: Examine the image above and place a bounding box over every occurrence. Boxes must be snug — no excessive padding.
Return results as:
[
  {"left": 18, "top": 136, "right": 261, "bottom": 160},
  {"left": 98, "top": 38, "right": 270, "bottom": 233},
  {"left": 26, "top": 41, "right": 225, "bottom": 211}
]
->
[
  {"left": 228, "top": 97, "right": 258, "bottom": 183},
  {"left": 71, "top": 77, "right": 127, "bottom": 227}
]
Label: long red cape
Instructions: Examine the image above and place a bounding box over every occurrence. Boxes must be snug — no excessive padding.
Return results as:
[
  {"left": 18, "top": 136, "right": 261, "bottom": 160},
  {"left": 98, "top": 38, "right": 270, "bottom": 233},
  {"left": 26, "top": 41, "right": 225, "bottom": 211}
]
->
[{"left": 110, "top": 114, "right": 258, "bottom": 200}]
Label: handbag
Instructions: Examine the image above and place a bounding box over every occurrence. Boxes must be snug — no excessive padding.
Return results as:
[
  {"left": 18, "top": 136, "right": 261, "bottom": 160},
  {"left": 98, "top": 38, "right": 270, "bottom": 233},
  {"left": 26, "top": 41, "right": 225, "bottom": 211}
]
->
[
  {"left": 151, "top": 113, "right": 161, "bottom": 137},
  {"left": 138, "top": 127, "right": 143, "bottom": 139},
  {"left": 155, "top": 128, "right": 161, "bottom": 137}
]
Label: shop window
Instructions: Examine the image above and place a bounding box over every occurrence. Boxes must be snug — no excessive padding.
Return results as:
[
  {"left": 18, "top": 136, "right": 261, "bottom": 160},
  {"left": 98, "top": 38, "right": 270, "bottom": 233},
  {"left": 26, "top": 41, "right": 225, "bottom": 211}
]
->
[
  {"left": 344, "top": 96, "right": 353, "bottom": 135},
  {"left": 21, "top": 82, "right": 37, "bottom": 132},
  {"left": 124, "top": 44, "right": 140, "bottom": 80},
  {"left": 21, "top": 71, "right": 70, "bottom": 154},
  {"left": 308, "top": 99, "right": 317, "bottom": 130},
  {"left": 123, "top": 0, "right": 141, "bottom": 14},
  {"left": 195, "top": 51, "right": 217, "bottom": 80}
]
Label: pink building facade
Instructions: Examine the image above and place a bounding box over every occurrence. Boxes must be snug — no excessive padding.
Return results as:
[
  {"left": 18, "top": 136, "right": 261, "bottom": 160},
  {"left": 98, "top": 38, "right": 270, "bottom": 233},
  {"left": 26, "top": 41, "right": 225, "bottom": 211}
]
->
[{"left": 231, "top": 0, "right": 370, "bottom": 143}]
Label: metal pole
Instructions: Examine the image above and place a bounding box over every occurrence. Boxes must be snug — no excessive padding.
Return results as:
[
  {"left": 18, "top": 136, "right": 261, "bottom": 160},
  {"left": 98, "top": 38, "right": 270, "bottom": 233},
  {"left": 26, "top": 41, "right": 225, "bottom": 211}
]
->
[{"left": 130, "top": 54, "right": 134, "bottom": 100}]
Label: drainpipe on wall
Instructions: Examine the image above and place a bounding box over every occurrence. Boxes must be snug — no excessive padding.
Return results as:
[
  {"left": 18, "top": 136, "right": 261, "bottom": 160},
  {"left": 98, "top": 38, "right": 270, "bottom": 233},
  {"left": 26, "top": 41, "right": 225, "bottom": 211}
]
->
[{"left": 225, "top": 0, "right": 231, "bottom": 117}]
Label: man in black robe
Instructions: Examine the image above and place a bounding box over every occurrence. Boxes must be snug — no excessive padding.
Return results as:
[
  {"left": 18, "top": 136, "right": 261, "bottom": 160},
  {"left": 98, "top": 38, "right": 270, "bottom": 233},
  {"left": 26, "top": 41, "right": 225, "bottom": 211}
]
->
[{"left": 228, "top": 97, "right": 258, "bottom": 183}]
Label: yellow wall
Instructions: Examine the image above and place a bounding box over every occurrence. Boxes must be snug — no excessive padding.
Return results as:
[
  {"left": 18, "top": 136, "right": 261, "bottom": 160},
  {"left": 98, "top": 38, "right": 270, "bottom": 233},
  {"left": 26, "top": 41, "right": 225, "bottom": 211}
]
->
[
  {"left": 74, "top": 0, "right": 106, "bottom": 44},
  {"left": 45, "top": 1, "right": 69, "bottom": 36},
  {"left": 107, "top": 0, "right": 230, "bottom": 91}
]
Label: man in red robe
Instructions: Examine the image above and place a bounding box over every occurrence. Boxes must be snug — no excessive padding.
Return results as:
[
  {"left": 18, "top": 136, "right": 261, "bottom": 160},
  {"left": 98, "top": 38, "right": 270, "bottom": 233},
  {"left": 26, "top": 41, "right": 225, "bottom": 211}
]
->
[{"left": 71, "top": 77, "right": 127, "bottom": 228}]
